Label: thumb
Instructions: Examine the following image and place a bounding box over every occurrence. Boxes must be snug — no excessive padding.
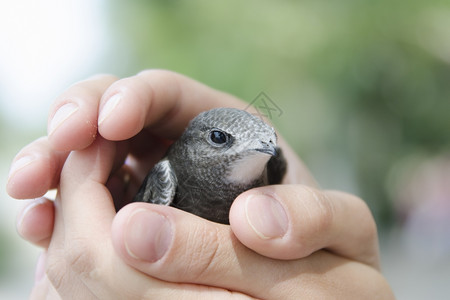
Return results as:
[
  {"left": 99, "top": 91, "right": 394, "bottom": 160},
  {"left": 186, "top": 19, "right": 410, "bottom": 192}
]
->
[{"left": 229, "top": 184, "right": 380, "bottom": 268}]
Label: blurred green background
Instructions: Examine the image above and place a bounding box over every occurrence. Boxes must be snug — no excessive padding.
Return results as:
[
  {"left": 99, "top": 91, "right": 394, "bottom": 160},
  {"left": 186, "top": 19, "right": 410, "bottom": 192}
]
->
[{"left": 1, "top": 0, "right": 449, "bottom": 298}]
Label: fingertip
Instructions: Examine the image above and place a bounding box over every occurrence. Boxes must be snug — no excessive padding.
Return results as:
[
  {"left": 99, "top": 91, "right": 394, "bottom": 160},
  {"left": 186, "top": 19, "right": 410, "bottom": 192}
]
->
[
  {"left": 7, "top": 154, "right": 54, "bottom": 199},
  {"left": 112, "top": 203, "right": 174, "bottom": 264},
  {"left": 48, "top": 102, "right": 80, "bottom": 137},
  {"left": 98, "top": 79, "right": 149, "bottom": 141},
  {"left": 233, "top": 185, "right": 381, "bottom": 267},
  {"left": 7, "top": 155, "right": 37, "bottom": 198},
  {"left": 47, "top": 100, "right": 98, "bottom": 151},
  {"left": 17, "top": 198, "right": 54, "bottom": 248},
  {"left": 229, "top": 188, "right": 294, "bottom": 260},
  {"left": 231, "top": 185, "right": 328, "bottom": 260},
  {"left": 47, "top": 75, "right": 118, "bottom": 151},
  {"left": 112, "top": 203, "right": 141, "bottom": 259},
  {"left": 111, "top": 203, "right": 139, "bottom": 260}
]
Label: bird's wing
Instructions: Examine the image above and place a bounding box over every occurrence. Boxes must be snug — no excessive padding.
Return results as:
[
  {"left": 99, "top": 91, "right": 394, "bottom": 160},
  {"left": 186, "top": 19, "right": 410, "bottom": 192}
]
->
[
  {"left": 267, "top": 147, "right": 287, "bottom": 184},
  {"left": 133, "top": 158, "right": 177, "bottom": 205}
]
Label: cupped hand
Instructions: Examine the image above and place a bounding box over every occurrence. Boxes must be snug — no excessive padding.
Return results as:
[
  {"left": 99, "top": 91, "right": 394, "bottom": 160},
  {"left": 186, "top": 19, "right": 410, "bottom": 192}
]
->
[
  {"left": 32, "top": 136, "right": 256, "bottom": 299},
  {"left": 29, "top": 136, "right": 391, "bottom": 299},
  {"left": 8, "top": 70, "right": 394, "bottom": 298}
]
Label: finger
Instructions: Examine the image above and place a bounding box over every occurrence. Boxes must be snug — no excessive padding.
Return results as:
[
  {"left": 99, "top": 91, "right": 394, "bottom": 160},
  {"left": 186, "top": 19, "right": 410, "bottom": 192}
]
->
[
  {"left": 278, "top": 137, "right": 317, "bottom": 186},
  {"left": 111, "top": 203, "right": 389, "bottom": 299},
  {"left": 6, "top": 135, "right": 127, "bottom": 201},
  {"left": 58, "top": 136, "right": 117, "bottom": 236},
  {"left": 7, "top": 137, "right": 68, "bottom": 199},
  {"left": 229, "top": 185, "right": 380, "bottom": 268},
  {"left": 16, "top": 198, "right": 54, "bottom": 248},
  {"left": 46, "top": 136, "right": 119, "bottom": 297},
  {"left": 48, "top": 138, "right": 255, "bottom": 299},
  {"left": 98, "top": 69, "right": 246, "bottom": 140},
  {"left": 48, "top": 74, "right": 118, "bottom": 151}
]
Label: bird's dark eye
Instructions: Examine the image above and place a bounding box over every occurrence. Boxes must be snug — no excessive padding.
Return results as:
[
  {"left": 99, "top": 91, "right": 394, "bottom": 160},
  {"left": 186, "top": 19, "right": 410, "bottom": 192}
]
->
[{"left": 209, "top": 130, "right": 228, "bottom": 145}]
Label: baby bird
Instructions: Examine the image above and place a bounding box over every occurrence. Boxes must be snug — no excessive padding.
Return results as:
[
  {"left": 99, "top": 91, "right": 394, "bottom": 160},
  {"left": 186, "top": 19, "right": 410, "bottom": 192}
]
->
[{"left": 133, "top": 107, "right": 286, "bottom": 224}]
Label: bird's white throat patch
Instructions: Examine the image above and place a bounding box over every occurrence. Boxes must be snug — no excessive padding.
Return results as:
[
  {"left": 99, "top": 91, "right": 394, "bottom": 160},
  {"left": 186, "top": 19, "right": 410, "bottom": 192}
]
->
[{"left": 226, "top": 152, "right": 271, "bottom": 184}]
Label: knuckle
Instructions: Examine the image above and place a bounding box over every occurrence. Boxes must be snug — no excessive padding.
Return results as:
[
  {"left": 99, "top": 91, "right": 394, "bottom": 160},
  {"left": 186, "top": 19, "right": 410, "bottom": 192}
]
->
[
  {"left": 334, "top": 191, "right": 378, "bottom": 242},
  {"left": 302, "top": 186, "right": 336, "bottom": 234},
  {"left": 65, "top": 237, "right": 98, "bottom": 275},
  {"left": 354, "top": 196, "right": 378, "bottom": 240},
  {"left": 46, "top": 237, "right": 98, "bottom": 288}
]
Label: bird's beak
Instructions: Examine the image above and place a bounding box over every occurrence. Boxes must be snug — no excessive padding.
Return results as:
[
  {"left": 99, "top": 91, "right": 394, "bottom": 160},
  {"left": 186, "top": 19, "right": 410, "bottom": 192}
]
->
[{"left": 255, "top": 140, "right": 277, "bottom": 156}]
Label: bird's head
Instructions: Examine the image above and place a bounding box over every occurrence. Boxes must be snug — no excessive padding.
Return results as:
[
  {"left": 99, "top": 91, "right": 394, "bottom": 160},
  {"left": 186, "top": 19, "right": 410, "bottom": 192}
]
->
[{"left": 177, "top": 107, "right": 278, "bottom": 184}]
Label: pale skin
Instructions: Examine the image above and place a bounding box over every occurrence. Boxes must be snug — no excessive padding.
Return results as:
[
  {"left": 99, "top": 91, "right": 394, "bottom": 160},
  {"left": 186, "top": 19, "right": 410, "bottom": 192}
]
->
[{"left": 7, "top": 70, "right": 395, "bottom": 299}]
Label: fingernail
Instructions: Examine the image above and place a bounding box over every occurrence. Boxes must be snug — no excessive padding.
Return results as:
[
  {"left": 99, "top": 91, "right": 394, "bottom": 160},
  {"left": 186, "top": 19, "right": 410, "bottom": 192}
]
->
[
  {"left": 48, "top": 103, "right": 79, "bottom": 135},
  {"left": 124, "top": 209, "right": 173, "bottom": 262},
  {"left": 8, "top": 155, "right": 36, "bottom": 179},
  {"left": 17, "top": 198, "right": 46, "bottom": 232},
  {"left": 99, "top": 93, "right": 122, "bottom": 125},
  {"left": 245, "top": 194, "right": 288, "bottom": 239}
]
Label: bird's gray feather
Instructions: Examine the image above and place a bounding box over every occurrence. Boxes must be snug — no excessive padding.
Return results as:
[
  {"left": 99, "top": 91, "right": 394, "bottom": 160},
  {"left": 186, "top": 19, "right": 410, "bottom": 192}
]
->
[{"left": 134, "top": 158, "right": 177, "bottom": 205}]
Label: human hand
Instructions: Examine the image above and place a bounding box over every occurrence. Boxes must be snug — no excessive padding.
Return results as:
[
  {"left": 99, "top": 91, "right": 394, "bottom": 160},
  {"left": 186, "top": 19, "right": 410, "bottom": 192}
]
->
[{"left": 8, "top": 70, "right": 394, "bottom": 298}]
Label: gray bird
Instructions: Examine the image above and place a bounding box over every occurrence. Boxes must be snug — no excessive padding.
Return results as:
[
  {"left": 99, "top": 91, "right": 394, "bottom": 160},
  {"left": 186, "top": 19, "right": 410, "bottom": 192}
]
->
[{"left": 133, "top": 107, "right": 287, "bottom": 224}]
